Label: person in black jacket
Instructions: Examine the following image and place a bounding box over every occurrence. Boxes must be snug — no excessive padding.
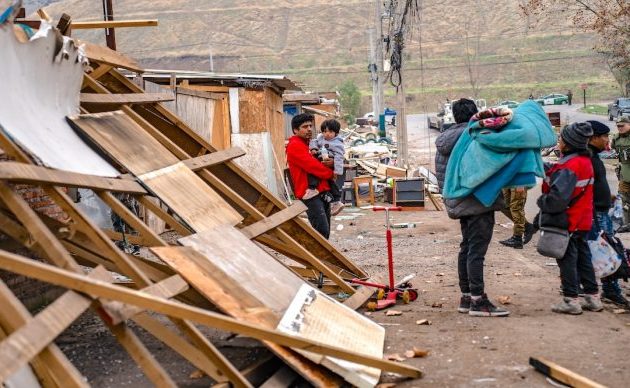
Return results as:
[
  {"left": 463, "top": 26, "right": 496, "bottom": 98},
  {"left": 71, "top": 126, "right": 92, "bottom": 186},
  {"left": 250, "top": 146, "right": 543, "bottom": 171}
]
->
[
  {"left": 587, "top": 120, "right": 630, "bottom": 308},
  {"left": 435, "top": 99, "right": 509, "bottom": 317}
]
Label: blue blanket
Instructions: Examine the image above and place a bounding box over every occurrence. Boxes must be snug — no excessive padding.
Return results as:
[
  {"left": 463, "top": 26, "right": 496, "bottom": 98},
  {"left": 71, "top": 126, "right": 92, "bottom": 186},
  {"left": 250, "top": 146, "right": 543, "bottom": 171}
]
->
[{"left": 443, "top": 101, "right": 557, "bottom": 205}]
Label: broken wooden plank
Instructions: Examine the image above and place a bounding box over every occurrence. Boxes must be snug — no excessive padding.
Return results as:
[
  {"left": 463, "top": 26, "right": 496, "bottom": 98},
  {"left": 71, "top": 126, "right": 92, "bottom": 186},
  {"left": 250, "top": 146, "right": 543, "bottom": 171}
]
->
[
  {"left": 343, "top": 276, "right": 384, "bottom": 310},
  {"left": 71, "top": 20, "right": 158, "bottom": 29},
  {"left": 80, "top": 93, "right": 174, "bottom": 105},
  {"left": 0, "top": 162, "right": 146, "bottom": 194},
  {"left": 0, "top": 266, "right": 110, "bottom": 382},
  {"left": 68, "top": 112, "right": 243, "bottom": 231},
  {"left": 240, "top": 202, "right": 307, "bottom": 239},
  {"left": 529, "top": 357, "right": 606, "bottom": 388},
  {"left": 182, "top": 147, "right": 246, "bottom": 172},
  {"left": 0, "top": 250, "right": 423, "bottom": 379},
  {"left": 80, "top": 41, "right": 143, "bottom": 73}
]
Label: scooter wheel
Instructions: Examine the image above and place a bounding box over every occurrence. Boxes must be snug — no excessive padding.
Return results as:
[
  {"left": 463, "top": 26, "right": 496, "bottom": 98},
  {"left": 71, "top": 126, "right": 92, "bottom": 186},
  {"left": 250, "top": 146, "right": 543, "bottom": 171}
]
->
[
  {"left": 402, "top": 290, "right": 410, "bottom": 304},
  {"left": 407, "top": 289, "right": 419, "bottom": 302},
  {"left": 376, "top": 289, "right": 385, "bottom": 300}
]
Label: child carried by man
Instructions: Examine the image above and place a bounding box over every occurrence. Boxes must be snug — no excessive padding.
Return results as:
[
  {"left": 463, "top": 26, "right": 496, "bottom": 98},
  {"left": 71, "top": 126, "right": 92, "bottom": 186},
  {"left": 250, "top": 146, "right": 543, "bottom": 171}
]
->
[{"left": 305, "top": 119, "right": 345, "bottom": 215}]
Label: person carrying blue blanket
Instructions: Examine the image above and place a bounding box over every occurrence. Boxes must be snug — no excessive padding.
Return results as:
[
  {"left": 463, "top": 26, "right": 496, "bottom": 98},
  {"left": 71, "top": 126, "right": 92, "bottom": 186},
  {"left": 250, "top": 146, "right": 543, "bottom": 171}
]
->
[{"left": 435, "top": 99, "right": 509, "bottom": 317}]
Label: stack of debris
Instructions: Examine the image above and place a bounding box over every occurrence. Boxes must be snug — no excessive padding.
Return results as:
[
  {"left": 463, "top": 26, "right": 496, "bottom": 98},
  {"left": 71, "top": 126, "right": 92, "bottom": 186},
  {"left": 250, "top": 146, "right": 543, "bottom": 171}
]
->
[{"left": 0, "top": 9, "right": 423, "bottom": 387}]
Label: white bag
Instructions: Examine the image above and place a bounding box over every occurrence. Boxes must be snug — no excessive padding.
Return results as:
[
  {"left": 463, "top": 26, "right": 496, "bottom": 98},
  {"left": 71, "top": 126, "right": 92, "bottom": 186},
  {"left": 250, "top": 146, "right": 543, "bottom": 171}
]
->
[{"left": 588, "top": 232, "right": 622, "bottom": 279}]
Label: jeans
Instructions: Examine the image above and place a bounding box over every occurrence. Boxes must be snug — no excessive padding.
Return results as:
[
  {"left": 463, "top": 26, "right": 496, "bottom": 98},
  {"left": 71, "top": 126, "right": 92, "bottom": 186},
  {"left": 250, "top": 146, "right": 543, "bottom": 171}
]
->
[
  {"left": 557, "top": 232, "right": 599, "bottom": 298},
  {"left": 458, "top": 211, "right": 494, "bottom": 296},
  {"left": 303, "top": 193, "right": 331, "bottom": 239},
  {"left": 307, "top": 174, "right": 341, "bottom": 202}
]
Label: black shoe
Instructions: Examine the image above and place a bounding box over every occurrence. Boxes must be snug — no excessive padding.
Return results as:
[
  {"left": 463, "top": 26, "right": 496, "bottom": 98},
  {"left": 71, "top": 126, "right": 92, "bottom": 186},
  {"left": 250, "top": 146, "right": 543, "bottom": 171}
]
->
[
  {"left": 500, "top": 235, "right": 523, "bottom": 249},
  {"left": 523, "top": 223, "right": 536, "bottom": 244},
  {"left": 602, "top": 292, "right": 630, "bottom": 308},
  {"left": 469, "top": 294, "right": 510, "bottom": 317},
  {"left": 458, "top": 295, "right": 471, "bottom": 313}
]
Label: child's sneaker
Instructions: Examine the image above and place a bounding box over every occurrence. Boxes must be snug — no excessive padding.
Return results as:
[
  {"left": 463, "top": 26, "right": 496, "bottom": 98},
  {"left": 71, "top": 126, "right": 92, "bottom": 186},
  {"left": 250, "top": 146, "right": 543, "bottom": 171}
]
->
[
  {"left": 458, "top": 295, "right": 471, "bottom": 313},
  {"left": 552, "top": 297, "right": 582, "bottom": 315},
  {"left": 469, "top": 294, "right": 510, "bottom": 317},
  {"left": 302, "top": 188, "right": 319, "bottom": 200},
  {"left": 580, "top": 294, "right": 603, "bottom": 312},
  {"left": 330, "top": 201, "right": 345, "bottom": 216},
  {"left": 602, "top": 291, "right": 630, "bottom": 308}
]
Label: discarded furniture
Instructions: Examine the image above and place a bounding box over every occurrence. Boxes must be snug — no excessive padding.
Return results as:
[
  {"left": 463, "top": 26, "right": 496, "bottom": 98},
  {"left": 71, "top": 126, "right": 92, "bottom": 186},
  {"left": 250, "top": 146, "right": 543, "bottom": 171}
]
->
[
  {"left": 393, "top": 178, "right": 425, "bottom": 211},
  {"left": 353, "top": 176, "right": 375, "bottom": 207}
]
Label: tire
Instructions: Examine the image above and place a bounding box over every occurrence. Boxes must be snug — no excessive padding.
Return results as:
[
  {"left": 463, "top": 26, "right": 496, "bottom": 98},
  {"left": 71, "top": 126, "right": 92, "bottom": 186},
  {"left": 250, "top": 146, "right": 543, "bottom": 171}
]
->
[
  {"left": 364, "top": 133, "right": 377, "bottom": 140},
  {"left": 561, "top": 100, "right": 567, "bottom": 105},
  {"left": 351, "top": 139, "right": 365, "bottom": 147},
  {"left": 379, "top": 138, "right": 393, "bottom": 145},
  {"left": 366, "top": 138, "right": 377, "bottom": 144}
]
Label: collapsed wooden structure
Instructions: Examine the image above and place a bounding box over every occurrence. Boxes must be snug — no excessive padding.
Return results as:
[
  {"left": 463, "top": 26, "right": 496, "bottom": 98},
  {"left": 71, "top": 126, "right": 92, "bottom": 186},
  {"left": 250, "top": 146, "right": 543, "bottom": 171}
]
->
[{"left": 0, "top": 14, "right": 423, "bottom": 387}]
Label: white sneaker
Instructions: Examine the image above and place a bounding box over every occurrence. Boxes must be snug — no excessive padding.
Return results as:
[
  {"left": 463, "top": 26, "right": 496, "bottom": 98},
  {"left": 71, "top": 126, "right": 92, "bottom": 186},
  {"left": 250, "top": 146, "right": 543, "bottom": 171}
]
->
[
  {"left": 302, "top": 188, "right": 319, "bottom": 200},
  {"left": 330, "top": 201, "right": 345, "bottom": 216}
]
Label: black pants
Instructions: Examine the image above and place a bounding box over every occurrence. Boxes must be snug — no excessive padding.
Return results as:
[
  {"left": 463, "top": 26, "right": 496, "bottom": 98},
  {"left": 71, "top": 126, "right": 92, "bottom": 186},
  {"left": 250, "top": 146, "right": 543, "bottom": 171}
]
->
[
  {"left": 458, "top": 211, "right": 495, "bottom": 296},
  {"left": 303, "top": 193, "right": 331, "bottom": 239},
  {"left": 557, "top": 232, "right": 598, "bottom": 297},
  {"left": 307, "top": 174, "right": 341, "bottom": 202}
]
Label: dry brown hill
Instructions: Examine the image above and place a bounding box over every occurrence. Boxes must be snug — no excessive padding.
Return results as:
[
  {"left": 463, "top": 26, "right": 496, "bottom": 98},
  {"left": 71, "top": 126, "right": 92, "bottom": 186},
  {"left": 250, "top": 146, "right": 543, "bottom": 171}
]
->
[{"left": 42, "top": 0, "right": 619, "bottom": 110}]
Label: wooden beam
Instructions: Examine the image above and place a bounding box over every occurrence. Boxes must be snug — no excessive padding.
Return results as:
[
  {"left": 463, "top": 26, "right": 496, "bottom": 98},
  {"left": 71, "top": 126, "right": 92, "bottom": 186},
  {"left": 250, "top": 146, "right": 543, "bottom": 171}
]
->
[
  {"left": 80, "top": 92, "right": 174, "bottom": 105},
  {"left": 134, "top": 195, "right": 192, "bottom": 237},
  {"left": 343, "top": 276, "right": 384, "bottom": 310},
  {"left": 80, "top": 41, "right": 143, "bottom": 73},
  {"left": 0, "top": 251, "right": 423, "bottom": 380},
  {"left": 71, "top": 20, "right": 158, "bottom": 29},
  {"left": 0, "top": 281, "right": 88, "bottom": 388},
  {"left": 240, "top": 202, "right": 307, "bottom": 239},
  {"left": 182, "top": 147, "right": 246, "bottom": 172},
  {"left": 0, "top": 266, "right": 110, "bottom": 382},
  {"left": 529, "top": 357, "right": 606, "bottom": 388},
  {"left": 0, "top": 162, "right": 146, "bottom": 194}
]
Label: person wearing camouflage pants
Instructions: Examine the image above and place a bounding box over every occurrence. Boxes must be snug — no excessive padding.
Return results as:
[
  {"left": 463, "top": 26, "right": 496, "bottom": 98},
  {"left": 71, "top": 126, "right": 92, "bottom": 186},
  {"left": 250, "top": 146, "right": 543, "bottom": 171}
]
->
[{"left": 500, "top": 187, "right": 535, "bottom": 249}]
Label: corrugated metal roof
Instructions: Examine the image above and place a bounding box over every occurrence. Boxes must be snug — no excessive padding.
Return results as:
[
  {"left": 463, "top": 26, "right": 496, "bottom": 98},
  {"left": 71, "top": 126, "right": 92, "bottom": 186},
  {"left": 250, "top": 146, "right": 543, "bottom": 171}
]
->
[{"left": 137, "top": 69, "right": 301, "bottom": 91}]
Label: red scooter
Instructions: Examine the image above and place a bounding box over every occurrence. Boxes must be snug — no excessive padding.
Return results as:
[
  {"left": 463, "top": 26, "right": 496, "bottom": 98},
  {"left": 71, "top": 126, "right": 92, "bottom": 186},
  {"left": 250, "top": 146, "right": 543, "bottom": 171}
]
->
[{"left": 350, "top": 206, "right": 418, "bottom": 310}]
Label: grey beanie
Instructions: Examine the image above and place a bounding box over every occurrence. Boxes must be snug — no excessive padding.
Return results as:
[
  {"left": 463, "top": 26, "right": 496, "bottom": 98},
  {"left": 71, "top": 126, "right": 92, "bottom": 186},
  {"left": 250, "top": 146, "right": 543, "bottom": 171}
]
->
[{"left": 561, "top": 122, "right": 593, "bottom": 150}]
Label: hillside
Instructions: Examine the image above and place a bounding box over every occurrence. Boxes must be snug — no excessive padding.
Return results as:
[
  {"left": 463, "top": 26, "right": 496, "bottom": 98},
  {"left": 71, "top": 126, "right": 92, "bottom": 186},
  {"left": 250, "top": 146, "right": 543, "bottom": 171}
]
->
[{"left": 41, "top": 0, "right": 620, "bottom": 111}]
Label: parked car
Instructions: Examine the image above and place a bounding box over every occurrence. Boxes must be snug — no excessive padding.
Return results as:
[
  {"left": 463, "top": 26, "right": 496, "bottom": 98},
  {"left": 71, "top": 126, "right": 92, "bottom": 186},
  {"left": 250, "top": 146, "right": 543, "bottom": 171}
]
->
[
  {"left": 535, "top": 93, "right": 569, "bottom": 105},
  {"left": 493, "top": 100, "right": 520, "bottom": 109},
  {"left": 608, "top": 98, "right": 630, "bottom": 121}
]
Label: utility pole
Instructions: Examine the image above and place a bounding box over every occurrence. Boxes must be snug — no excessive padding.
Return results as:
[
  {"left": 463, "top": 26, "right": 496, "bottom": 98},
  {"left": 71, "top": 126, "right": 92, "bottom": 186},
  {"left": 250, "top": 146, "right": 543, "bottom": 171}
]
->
[
  {"left": 396, "top": 67, "right": 408, "bottom": 167},
  {"left": 368, "top": 27, "right": 379, "bottom": 116},
  {"left": 102, "top": 0, "right": 116, "bottom": 50},
  {"left": 374, "top": 0, "right": 384, "bottom": 117}
]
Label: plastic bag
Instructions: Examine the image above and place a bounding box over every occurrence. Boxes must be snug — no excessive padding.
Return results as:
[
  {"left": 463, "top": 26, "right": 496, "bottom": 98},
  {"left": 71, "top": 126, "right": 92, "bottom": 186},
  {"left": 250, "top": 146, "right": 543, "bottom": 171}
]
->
[
  {"left": 588, "top": 232, "right": 622, "bottom": 279},
  {"left": 610, "top": 194, "right": 623, "bottom": 232}
]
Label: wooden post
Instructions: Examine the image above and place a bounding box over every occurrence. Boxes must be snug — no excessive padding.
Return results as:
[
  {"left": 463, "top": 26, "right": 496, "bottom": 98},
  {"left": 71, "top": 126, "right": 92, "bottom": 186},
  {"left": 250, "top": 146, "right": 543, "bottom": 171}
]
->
[{"left": 102, "top": 0, "right": 116, "bottom": 50}]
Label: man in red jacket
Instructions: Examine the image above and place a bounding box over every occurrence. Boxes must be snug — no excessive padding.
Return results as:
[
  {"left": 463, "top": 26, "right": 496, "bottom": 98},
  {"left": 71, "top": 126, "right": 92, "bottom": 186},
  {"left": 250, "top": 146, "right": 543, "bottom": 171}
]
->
[{"left": 287, "top": 113, "right": 335, "bottom": 238}]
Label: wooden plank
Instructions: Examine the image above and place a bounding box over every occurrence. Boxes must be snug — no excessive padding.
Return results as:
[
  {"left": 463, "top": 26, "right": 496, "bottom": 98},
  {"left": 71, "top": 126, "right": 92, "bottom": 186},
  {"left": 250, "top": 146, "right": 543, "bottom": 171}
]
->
[
  {"left": 213, "top": 355, "right": 284, "bottom": 388},
  {"left": 343, "top": 277, "right": 383, "bottom": 311},
  {"left": 135, "top": 195, "right": 192, "bottom": 237},
  {"left": 68, "top": 112, "right": 242, "bottom": 230},
  {"left": 112, "top": 275, "right": 188, "bottom": 323},
  {"left": 80, "top": 93, "right": 174, "bottom": 105},
  {"left": 80, "top": 41, "right": 143, "bottom": 73},
  {"left": 0, "top": 162, "right": 146, "bottom": 194},
  {"left": 0, "top": 282, "right": 87, "bottom": 388},
  {"left": 88, "top": 64, "right": 113, "bottom": 81},
  {"left": 0, "top": 250, "right": 423, "bottom": 379},
  {"left": 182, "top": 147, "right": 246, "bottom": 171},
  {"left": 0, "top": 267, "right": 110, "bottom": 382},
  {"left": 150, "top": 246, "right": 343, "bottom": 387},
  {"left": 71, "top": 20, "right": 158, "bottom": 29},
  {"left": 175, "top": 87, "right": 226, "bottom": 100},
  {"left": 529, "top": 357, "right": 606, "bottom": 388},
  {"left": 240, "top": 202, "right": 307, "bottom": 239},
  {"left": 139, "top": 163, "right": 243, "bottom": 231}
]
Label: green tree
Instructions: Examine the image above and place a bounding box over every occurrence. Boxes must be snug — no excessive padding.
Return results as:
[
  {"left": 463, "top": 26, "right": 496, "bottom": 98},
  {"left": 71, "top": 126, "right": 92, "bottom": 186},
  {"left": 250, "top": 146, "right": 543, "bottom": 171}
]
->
[{"left": 338, "top": 80, "right": 361, "bottom": 124}]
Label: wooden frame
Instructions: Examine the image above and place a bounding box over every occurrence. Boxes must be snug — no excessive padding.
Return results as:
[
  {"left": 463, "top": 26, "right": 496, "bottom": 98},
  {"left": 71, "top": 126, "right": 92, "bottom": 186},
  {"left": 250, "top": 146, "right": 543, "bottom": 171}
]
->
[{"left": 353, "top": 176, "right": 375, "bottom": 207}]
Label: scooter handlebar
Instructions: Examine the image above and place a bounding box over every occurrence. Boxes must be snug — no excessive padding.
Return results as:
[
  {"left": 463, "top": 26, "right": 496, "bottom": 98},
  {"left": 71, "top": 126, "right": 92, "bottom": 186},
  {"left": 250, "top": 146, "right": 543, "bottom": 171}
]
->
[{"left": 372, "top": 206, "right": 403, "bottom": 212}]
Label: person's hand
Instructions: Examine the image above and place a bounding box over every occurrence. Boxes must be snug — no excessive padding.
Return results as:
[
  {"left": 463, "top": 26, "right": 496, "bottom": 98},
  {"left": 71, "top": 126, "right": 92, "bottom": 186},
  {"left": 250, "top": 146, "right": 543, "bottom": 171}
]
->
[
  {"left": 322, "top": 159, "right": 334, "bottom": 168},
  {"left": 310, "top": 148, "right": 318, "bottom": 156}
]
